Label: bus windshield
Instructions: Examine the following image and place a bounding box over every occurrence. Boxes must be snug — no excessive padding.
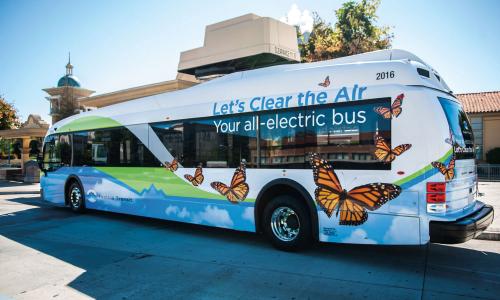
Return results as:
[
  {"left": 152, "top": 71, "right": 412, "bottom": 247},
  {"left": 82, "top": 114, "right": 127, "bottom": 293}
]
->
[{"left": 438, "top": 97, "right": 475, "bottom": 159}]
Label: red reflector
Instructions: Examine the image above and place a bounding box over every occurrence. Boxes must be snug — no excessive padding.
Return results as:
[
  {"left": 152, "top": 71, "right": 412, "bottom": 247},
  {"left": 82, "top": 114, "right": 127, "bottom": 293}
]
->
[
  {"left": 397, "top": 171, "right": 405, "bottom": 175},
  {"left": 427, "top": 182, "right": 446, "bottom": 193},
  {"left": 427, "top": 193, "right": 446, "bottom": 203}
]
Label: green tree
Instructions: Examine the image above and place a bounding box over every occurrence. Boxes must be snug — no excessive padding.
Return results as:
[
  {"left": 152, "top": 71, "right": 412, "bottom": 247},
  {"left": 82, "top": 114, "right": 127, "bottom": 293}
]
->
[
  {"left": 300, "top": 0, "right": 393, "bottom": 62},
  {"left": 0, "top": 96, "right": 21, "bottom": 130}
]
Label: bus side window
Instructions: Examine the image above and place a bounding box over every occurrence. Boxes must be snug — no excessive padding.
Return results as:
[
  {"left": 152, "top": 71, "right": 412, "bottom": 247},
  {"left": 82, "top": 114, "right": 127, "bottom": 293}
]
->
[
  {"left": 59, "top": 134, "right": 71, "bottom": 166},
  {"left": 151, "top": 115, "right": 258, "bottom": 168},
  {"left": 72, "top": 132, "right": 91, "bottom": 166},
  {"left": 76, "top": 127, "right": 159, "bottom": 167},
  {"left": 259, "top": 110, "right": 307, "bottom": 169},
  {"left": 305, "top": 100, "right": 391, "bottom": 170}
]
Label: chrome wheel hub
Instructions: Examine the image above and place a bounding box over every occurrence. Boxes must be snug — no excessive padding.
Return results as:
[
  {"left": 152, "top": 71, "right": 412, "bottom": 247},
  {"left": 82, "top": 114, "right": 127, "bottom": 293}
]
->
[
  {"left": 70, "top": 187, "right": 82, "bottom": 208},
  {"left": 271, "top": 207, "right": 300, "bottom": 242}
]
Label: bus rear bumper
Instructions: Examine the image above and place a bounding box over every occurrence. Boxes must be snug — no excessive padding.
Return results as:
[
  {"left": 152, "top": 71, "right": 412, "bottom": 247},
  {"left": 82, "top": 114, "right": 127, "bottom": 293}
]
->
[{"left": 429, "top": 204, "right": 494, "bottom": 244}]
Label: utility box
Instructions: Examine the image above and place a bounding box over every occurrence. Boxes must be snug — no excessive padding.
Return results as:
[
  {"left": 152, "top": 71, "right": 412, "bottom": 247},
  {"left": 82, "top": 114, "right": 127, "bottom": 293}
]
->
[
  {"left": 23, "top": 160, "right": 40, "bottom": 183},
  {"left": 178, "top": 14, "right": 300, "bottom": 78}
]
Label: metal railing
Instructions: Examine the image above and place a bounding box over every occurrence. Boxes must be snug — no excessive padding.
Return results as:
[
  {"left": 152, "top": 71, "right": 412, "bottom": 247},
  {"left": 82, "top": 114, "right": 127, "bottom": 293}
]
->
[{"left": 477, "top": 164, "right": 500, "bottom": 181}]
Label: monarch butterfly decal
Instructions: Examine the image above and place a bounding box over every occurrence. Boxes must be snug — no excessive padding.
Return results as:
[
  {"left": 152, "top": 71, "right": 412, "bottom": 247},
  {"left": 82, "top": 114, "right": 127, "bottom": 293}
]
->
[
  {"left": 374, "top": 93, "right": 404, "bottom": 119},
  {"left": 184, "top": 165, "right": 204, "bottom": 186},
  {"left": 310, "top": 153, "right": 401, "bottom": 225},
  {"left": 210, "top": 163, "right": 249, "bottom": 204},
  {"left": 318, "top": 76, "right": 330, "bottom": 88},
  {"left": 374, "top": 135, "right": 412, "bottom": 163},
  {"left": 163, "top": 159, "right": 178, "bottom": 172},
  {"left": 431, "top": 157, "right": 455, "bottom": 181}
]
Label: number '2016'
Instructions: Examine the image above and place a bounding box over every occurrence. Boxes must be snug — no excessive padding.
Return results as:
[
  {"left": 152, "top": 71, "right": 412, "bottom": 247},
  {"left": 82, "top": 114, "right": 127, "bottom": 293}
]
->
[{"left": 376, "top": 71, "right": 395, "bottom": 80}]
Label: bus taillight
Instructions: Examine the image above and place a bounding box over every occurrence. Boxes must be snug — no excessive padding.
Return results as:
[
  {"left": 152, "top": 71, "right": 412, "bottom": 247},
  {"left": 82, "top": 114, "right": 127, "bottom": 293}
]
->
[
  {"left": 426, "top": 182, "right": 446, "bottom": 213},
  {"left": 427, "top": 182, "right": 446, "bottom": 193}
]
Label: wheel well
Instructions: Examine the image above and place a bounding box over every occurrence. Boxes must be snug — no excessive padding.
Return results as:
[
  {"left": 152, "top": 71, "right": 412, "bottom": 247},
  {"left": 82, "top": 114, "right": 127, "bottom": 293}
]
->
[
  {"left": 255, "top": 179, "right": 318, "bottom": 240},
  {"left": 64, "top": 176, "right": 81, "bottom": 206}
]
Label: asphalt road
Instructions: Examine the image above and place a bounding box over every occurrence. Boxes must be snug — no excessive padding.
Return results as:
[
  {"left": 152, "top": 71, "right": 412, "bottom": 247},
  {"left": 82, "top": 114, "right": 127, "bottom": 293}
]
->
[{"left": 0, "top": 181, "right": 499, "bottom": 300}]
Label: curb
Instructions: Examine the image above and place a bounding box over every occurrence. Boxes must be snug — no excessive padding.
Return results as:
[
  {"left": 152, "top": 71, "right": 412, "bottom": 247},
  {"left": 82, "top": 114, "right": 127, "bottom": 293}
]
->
[{"left": 475, "top": 231, "right": 500, "bottom": 241}]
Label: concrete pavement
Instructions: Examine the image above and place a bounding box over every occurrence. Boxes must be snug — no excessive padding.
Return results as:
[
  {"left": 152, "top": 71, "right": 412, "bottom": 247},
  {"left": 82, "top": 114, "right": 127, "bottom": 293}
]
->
[
  {"left": 477, "top": 181, "right": 500, "bottom": 240},
  {"left": 0, "top": 180, "right": 499, "bottom": 300}
]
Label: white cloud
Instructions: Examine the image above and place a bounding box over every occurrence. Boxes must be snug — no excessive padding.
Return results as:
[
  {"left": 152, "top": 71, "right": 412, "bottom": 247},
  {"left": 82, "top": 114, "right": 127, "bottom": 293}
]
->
[
  {"left": 192, "top": 205, "right": 234, "bottom": 228},
  {"left": 165, "top": 205, "right": 179, "bottom": 215},
  {"left": 319, "top": 232, "right": 330, "bottom": 242},
  {"left": 383, "top": 217, "right": 418, "bottom": 244},
  {"left": 178, "top": 207, "right": 190, "bottom": 218},
  {"left": 242, "top": 207, "right": 254, "bottom": 223},
  {"left": 165, "top": 205, "right": 190, "bottom": 219},
  {"left": 280, "top": 4, "right": 314, "bottom": 33},
  {"left": 343, "top": 229, "right": 377, "bottom": 244}
]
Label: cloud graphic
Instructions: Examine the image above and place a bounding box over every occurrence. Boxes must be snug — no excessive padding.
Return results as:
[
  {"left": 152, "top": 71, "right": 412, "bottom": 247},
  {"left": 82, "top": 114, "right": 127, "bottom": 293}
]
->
[
  {"left": 280, "top": 4, "right": 314, "bottom": 33},
  {"left": 383, "top": 216, "right": 418, "bottom": 244},
  {"left": 342, "top": 229, "right": 377, "bottom": 244},
  {"left": 177, "top": 207, "right": 190, "bottom": 218},
  {"left": 242, "top": 207, "right": 254, "bottom": 223},
  {"left": 165, "top": 205, "right": 179, "bottom": 215},
  {"left": 165, "top": 205, "right": 190, "bottom": 219},
  {"left": 192, "top": 205, "right": 234, "bottom": 228}
]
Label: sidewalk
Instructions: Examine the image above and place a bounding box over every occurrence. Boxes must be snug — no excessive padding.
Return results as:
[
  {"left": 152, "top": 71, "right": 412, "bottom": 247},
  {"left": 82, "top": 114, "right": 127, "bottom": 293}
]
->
[{"left": 477, "top": 181, "right": 500, "bottom": 241}]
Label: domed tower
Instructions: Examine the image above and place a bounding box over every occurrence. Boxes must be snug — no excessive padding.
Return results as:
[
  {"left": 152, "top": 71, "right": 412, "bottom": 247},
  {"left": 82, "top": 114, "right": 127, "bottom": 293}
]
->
[{"left": 43, "top": 54, "right": 95, "bottom": 124}]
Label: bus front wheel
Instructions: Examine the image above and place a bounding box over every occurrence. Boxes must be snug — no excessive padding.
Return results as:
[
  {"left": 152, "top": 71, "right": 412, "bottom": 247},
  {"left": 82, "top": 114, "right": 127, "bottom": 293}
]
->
[
  {"left": 263, "top": 195, "right": 312, "bottom": 251},
  {"left": 67, "top": 181, "right": 85, "bottom": 213}
]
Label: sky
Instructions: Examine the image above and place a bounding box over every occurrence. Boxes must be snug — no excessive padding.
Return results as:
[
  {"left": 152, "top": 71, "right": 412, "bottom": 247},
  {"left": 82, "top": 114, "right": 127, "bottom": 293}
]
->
[{"left": 1, "top": 0, "right": 499, "bottom": 125}]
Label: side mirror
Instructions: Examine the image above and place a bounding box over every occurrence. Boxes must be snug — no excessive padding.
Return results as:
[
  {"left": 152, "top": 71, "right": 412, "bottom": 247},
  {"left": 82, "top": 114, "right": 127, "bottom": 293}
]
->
[
  {"left": 36, "top": 154, "right": 48, "bottom": 176},
  {"left": 36, "top": 154, "right": 43, "bottom": 169}
]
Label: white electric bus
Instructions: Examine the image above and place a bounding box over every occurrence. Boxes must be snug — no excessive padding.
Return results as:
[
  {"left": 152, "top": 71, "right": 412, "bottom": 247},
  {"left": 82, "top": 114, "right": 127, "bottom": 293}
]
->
[{"left": 40, "top": 49, "right": 493, "bottom": 250}]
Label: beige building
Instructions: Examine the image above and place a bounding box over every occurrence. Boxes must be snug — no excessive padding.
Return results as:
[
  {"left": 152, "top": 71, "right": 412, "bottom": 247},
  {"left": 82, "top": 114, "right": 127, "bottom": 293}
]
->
[
  {"left": 78, "top": 73, "right": 198, "bottom": 109},
  {"left": 457, "top": 91, "right": 500, "bottom": 161},
  {"left": 178, "top": 13, "right": 300, "bottom": 77},
  {"left": 0, "top": 115, "right": 49, "bottom": 181}
]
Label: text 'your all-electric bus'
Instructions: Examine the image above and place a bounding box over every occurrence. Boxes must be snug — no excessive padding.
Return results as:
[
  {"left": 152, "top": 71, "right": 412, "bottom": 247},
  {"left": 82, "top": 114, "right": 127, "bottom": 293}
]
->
[{"left": 40, "top": 49, "right": 494, "bottom": 250}]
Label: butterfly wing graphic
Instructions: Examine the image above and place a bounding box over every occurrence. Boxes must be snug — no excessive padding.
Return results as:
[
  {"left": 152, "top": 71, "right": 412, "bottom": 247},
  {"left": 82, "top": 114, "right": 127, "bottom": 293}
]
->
[
  {"left": 374, "top": 136, "right": 395, "bottom": 162},
  {"left": 431, "top": 157, "right": 455, "bottom": 181},
  {"left": 318, "top": 76, "right": 330, "bottom": 87},
  {"left": 444, "top": 157, "right": 455, "bottom": 181},
  {"left": 374, "top": 136, "right": 411, "bottom": 163},
  {"left": 373, "top": 107, "right": 392, "bottom": 119},
  {"left": 342, "top": 183, "right": 401, "bottom": 225},
  {"left": 392, "top": 144, "right": 412, "bottom": 156},
  {"left": 391, "top": 93, "right": 404, "bottom": 117},
  {"left": 211, "top": 163, "right": 249, "bottom": 203},
  {"left": 164, "top": 159, "right": 178, "bottom": 172},
  {"left": 310, "top": 153, "right": 343, "bottom": 217},
  {"left": 184, "top": 166, "right": 204, "bottom": 186},
  {"left": 310, "top": 153, "right": 402, "bottom": 225},
  {"left": 374, "top": 93, "right": 404, "bottom": 119}
]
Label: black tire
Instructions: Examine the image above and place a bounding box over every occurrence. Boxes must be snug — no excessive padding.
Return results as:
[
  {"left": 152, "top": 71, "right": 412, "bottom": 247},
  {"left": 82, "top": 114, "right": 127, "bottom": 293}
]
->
[
  {"left": 67, "top": 181, "right": 85, "bottom": 213},
  {"left": 263, "top": 195, "right": 312, "bottom": 251}
]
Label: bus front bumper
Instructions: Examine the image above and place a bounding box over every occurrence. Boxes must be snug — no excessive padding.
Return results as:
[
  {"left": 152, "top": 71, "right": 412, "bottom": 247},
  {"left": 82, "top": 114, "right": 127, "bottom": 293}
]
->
[{"left": 429, "top": 204, "right": 494, "bottom": 244}]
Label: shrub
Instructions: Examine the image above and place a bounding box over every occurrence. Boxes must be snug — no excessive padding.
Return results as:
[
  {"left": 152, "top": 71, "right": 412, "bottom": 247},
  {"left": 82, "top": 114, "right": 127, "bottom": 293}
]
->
[{"left": 486, "top": 147, "right": 500, "bottom": 164}]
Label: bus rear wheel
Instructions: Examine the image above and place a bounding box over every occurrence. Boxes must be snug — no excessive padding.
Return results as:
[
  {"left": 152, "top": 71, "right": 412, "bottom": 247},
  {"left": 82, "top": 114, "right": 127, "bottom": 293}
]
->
[
  {"left": 67, "top": 181, "right": 85, "bottom": 213},
  {"left": 263, "top": 195, "right": 312, "bottom": 251}
]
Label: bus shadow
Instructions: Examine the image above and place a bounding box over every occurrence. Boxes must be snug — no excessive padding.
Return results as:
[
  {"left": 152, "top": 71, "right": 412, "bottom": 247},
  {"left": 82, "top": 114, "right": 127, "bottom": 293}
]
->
[{"left": 1, "top": 197, "right": 499, "bottom": 299}]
